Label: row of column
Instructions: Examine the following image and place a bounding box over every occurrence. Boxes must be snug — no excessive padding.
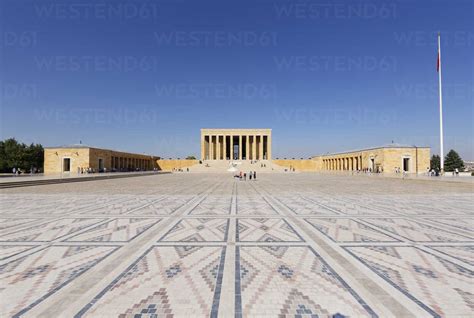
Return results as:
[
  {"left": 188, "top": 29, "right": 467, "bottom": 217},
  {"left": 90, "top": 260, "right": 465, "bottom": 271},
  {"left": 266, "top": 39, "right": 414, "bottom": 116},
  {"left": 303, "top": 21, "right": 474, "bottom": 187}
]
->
[
  {"left": 111, "top": 156, "right": 151, "bottom": 170},
  {"left": 202, "top": 135, "right": 270, "bottom": 160},
  {"left": 323, "top": 155, "right": 363, "bottom": 171}
]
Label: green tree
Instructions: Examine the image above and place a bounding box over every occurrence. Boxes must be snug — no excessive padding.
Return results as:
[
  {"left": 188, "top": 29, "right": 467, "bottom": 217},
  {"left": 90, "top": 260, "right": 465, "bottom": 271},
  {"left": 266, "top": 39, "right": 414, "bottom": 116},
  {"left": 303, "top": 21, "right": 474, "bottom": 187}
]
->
[
  {"left": 186, "top": 156, "right": 196, "bottom": 160},
  {"left": 0, "top": 138, "right": 44, "bottom": 173},
  {"left": 444, "top": 149, "right": 464, "bottom": 172},
  {"left": 430, "top": 155, "right": 440, "bottom": 171}
]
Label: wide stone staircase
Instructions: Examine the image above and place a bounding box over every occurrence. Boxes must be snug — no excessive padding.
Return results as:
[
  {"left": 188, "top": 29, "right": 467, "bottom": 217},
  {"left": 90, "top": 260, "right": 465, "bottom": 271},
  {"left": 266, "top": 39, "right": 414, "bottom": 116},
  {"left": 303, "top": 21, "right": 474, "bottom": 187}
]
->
[{"left": 184, "top": 160, "right": 288, "bottom": 173}]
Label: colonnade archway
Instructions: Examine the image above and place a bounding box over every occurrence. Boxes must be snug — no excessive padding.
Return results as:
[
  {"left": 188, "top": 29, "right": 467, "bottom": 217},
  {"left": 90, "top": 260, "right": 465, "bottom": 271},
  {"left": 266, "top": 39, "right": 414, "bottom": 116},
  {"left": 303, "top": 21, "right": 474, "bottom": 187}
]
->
[{"left": 322, "top": 155, "right": 363, "bottom": 171}]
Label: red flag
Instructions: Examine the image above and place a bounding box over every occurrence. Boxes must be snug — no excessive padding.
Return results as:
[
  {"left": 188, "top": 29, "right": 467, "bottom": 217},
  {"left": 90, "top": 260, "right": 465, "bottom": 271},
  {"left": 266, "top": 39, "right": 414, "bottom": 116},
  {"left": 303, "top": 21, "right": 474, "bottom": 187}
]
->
[{"left": 437, "top": 50, "right": 440, "bottom": 72}]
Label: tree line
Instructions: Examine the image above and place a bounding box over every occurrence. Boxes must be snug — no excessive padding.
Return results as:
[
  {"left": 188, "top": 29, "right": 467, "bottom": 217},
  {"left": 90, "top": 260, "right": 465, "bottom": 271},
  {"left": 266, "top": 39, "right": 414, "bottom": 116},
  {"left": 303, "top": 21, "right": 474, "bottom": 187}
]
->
[
  {"left": 0, "top": 138, "right": 44, "bottom": 173},
  {"left": 430, "top": 149, "right": 465, "bottom": 172}
]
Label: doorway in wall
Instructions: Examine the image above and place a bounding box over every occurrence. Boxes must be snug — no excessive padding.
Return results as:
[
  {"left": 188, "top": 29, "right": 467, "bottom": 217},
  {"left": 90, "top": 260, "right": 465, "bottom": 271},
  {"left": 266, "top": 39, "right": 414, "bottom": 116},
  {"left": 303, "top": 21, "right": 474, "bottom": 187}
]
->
[
  {"left": 63, "top": 158, "right": 71, "bottom": 173},
  {"left": 98, "top": 159, "right": 104, "bottom": 172},
  {"left": 403, "top": 158, "right": 410, "bottom": 172}
]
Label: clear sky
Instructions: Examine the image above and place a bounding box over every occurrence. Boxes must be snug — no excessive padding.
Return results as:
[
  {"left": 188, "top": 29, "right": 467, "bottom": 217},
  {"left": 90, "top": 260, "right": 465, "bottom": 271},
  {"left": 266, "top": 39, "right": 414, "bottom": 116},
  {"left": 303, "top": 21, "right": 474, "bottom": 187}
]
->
[{"left": 1, "top": 0, "right": 473, "bottom": 160}]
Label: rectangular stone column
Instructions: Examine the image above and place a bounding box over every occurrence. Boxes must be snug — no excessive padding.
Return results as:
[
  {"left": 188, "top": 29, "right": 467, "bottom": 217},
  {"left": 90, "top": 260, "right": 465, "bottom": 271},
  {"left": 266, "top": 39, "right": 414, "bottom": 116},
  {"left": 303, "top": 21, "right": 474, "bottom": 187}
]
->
[
  {"left": 267, "top": 135, "right": 272, "bottom": 160},
  {"left": 223, "top": 135, "right": 227, "bottom": 160},
  {"left": 209, "top": 136, "right": 214, "bottom": 160},
  {"left": 217, "top": 135, "right": 221, "bottom": 160},
  {"left": 246, "top": 136, "right": 250, "bottom": 160},
  {"left": 201, "top": 134, "right": 205, "bottom": 160},
  {"left": 252, "top": 136, "right": 256, "bottom": 160},
  {"left": 259, "top": 135, "right": 264, "bottom": 160},
  {"left": 238, "top": 135, "right": 242, "bottom": 160}
]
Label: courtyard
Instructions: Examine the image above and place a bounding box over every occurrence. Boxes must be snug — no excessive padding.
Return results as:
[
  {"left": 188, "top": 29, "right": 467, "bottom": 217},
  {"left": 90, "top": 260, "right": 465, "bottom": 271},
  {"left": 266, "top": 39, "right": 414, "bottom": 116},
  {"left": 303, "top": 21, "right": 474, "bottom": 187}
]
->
[{"left": 0, "top": 173, "right": 472, "bottom": 317}]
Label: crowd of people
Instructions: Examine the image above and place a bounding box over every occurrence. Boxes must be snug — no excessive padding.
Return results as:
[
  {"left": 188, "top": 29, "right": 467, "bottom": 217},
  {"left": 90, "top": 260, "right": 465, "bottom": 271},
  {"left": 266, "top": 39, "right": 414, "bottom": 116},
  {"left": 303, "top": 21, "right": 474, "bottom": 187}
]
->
[
  {"left": 11, "top": 167, "right": 39, "bottom": 176},
  {"left": 234, "top": 171, "right": 257, "bottom": 181}
]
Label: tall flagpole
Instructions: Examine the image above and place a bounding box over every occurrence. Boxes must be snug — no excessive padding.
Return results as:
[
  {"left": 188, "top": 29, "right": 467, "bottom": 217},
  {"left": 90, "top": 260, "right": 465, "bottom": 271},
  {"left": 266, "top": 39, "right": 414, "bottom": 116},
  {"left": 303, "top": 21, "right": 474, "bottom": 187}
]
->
[{"left": 438, "top": 32, "right": 444, "bottom": 173}]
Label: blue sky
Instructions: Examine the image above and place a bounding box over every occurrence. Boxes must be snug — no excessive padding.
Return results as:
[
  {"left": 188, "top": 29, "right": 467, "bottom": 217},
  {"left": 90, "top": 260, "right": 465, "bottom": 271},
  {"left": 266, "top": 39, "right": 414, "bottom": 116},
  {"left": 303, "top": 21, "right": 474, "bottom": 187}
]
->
[{"left": 1, "top": 0, "right": 473, "bottom": 159}]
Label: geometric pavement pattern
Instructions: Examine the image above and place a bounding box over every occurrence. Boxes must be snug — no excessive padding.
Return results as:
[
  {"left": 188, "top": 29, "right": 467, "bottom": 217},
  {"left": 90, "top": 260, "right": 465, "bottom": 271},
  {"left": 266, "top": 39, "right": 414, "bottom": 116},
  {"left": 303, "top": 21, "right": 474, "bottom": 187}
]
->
[
  {"left": 345, "top": 246, "right": 474, "bottom": 317},
  {"left": 0, "top": 173, "right": 473, "bottom": 317},
  {"left": 159, "top": 218, "right": 229, "bottom": 242},
  {"left": 362, "top": 218, "right": 474, "bottom": 242},
  {"left": 305, "top": 218, "right": 400, "bottom": 242},
  {"left": 237, "top": 218, "right": 303, "bottom": 242},
  {"left": 77, "top": 246, "right": 225, "bottom": 317},
  {"left": 65, "top": 218, "right": 162, "bottom": 242},
  {"left": 237, "top": 246, "right": 376, "bottom": 317},
  {"left": 0, "top": 245, "right": 118, "bottom": 317}
]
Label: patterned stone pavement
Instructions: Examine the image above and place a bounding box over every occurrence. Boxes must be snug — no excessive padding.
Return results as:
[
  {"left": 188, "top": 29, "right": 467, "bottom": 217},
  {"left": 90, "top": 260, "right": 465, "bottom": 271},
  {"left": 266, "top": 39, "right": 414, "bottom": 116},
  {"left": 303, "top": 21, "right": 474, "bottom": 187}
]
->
[{"left": 0, "top": 173, "right": 472, "bottom": 317}]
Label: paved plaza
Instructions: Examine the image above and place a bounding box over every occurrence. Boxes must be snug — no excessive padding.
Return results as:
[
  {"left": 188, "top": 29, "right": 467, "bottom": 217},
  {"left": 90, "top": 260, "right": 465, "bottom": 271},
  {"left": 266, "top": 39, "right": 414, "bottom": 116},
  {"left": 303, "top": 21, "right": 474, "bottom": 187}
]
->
[{"left": 0, "top": 173, "right": 472, "bottom": 317}]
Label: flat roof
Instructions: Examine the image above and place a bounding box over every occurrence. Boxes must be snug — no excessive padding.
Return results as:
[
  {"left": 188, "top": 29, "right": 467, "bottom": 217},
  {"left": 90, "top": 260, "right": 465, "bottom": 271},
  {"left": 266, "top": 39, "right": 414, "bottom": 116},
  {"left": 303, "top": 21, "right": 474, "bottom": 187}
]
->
[
  {"left": 314, "top": 143, "right": 430, "bottom": 157},
  {"left": 45, "top": 144, "right": 159, "bottom": 157}
]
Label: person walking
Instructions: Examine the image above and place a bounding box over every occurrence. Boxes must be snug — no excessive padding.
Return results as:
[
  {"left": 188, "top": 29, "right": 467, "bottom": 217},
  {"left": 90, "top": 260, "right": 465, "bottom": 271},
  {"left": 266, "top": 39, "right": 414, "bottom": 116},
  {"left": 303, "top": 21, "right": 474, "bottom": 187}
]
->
[
  {"left": 249, "top": 171, "right": 252, "bottom": 181},
  {"left": 244, "top": 173, "right": 247, "bottom": 181},
  {"left": 253, "top": 171, "right": 256, "bottom": 180}
]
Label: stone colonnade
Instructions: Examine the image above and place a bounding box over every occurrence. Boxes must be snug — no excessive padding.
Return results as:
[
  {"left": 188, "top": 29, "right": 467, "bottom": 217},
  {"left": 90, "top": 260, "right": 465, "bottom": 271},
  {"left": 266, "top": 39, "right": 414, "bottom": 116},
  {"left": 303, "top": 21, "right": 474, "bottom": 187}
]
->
[
  {"left": 322, "top": 155, "right": 363, "bottom": 171},
  {"left": 201, "top": 129, "right": 272, "bottom": 160},
  {"left": 110, "top": 156, "right": 153, "bottom": 171}
]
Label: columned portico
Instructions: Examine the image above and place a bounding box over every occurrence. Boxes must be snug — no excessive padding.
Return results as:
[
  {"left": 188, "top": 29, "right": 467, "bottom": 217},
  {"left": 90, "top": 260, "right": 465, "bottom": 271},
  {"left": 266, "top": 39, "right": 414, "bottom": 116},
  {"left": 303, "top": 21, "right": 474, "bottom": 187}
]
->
[{"left": 201, "top": 129, "right": 272, "bottom": 160}]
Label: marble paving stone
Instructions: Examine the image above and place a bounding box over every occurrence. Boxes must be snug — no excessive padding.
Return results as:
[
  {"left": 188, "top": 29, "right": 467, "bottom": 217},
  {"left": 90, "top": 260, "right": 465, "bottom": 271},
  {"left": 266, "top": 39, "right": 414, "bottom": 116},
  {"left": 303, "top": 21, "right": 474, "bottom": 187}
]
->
[
  {"left": 237, "top": 218, "right": 303, "bottom": 242},
  {"left": 127, "top": 196, "right": 194, "bottom": 215},
  {"left": 428, "top": 246, "right": 474, "bottom": 266},
  {"left": 426, "top": 218, "right": 474, "bottom": 232},
  {"left": 159, "top": 218, "right": 229, "bottom": 242},
  {"left": 277, "top": 197, "right": 339, "bottom": 215},
  {"left": 0, "top": 245, "right": 118, "bottom": 317},
  {"left": 0, "top": 218, "right": 106, "bottom": 242},
  {"left": 236, "top": 196, "right": 278, "bottom": 215},
  {"left": 65, "top": 218, "right": 161, "bottom": 242},
  {"left": 76, "top": 246, "right": 225, "bottom": 317},
  {"left": 0, "top": 173, "right": 472, "bottom": 317},
  {"left": 345, "top": 246, "right": 474, "bottom": 317},
  {"left": 0, "top": 218, "right": 39, "bottom": 232},
  {"left": 305, "top": 218, "right": 400, "bottom": 242},
  {"left": 362, "top": 218, "right": 474, "bottom": 242},
  {"left": 237, "top": 246, "right": 375, "bottom": 317},
  {"left": 188, "top": 196, "right": 232, "bottom": 215},
  {"left": 0, "top": 245, "right": 37, "bottom": 260}
]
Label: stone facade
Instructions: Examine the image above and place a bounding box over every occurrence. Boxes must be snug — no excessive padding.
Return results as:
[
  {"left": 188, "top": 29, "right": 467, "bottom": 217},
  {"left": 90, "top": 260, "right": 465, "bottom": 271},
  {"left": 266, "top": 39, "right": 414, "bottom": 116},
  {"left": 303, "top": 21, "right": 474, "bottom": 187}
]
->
[
  {"left": 272, "top": 159, "right": 320, "bottom": 172},
  {"left": 313, "top": 145, "right": 430, "bottom": 174},
  {"left": 44, "top": 146, "right": 160, "bottom": 174},
  {"left": 201, "top": 129, "right": 272, "bottom": 160},
  {"left": 43, "top": 137, "right": 430, "bottom": 175},
  {"left": 156, "top": 159, "right": 199, "bottom": 171}
]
